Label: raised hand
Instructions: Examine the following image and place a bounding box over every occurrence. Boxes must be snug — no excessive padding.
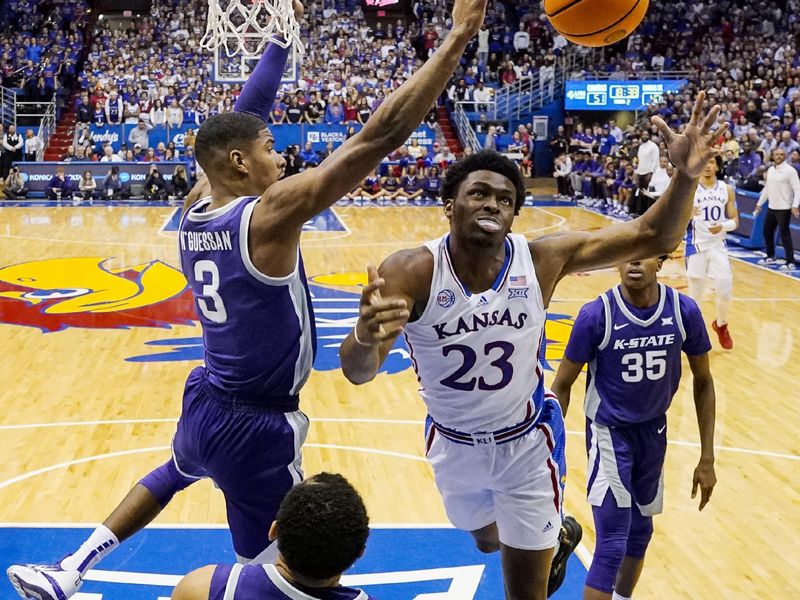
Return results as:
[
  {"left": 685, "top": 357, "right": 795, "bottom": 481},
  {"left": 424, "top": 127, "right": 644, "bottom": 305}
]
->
[
  {"left": 353, "top": 264, "right": 409, "bottom": 347},
  {"left": 451, "top": 0, "right": 489, "bottom": 36},
  {"left": 652, "top": 91, "right": 729, "bottom": 179}
]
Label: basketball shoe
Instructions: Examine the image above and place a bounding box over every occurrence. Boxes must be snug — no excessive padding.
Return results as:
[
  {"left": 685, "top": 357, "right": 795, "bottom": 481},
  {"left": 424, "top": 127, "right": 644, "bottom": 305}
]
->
[
  {"left": 547, "top": 515, "right": 583, "bottom": 597},
  {"left": 712, "top": 320, "right": 733, "bottom": 350},
  {"left": 7, "top": 563, "right": 82, "bottom": 600}
]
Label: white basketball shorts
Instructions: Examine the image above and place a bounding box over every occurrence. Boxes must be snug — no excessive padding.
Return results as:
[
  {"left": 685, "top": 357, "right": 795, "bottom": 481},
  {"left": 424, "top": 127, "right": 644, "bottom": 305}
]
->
[
  {"left": 424, "top": 397, "right": 566, "bottom": 551},
  {"left": 686, "top": 244, "right": 732, "bottom": 280}
]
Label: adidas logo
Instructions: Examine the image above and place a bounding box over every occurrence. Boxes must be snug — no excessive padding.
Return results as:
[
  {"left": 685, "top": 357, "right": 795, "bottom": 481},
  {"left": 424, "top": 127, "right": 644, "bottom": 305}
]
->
[
  {"left": 542, "top": 521, "right": 554, "bottom": 533},
  {"left": 478, "top": 295, "right": 488, "bottom": 306}
]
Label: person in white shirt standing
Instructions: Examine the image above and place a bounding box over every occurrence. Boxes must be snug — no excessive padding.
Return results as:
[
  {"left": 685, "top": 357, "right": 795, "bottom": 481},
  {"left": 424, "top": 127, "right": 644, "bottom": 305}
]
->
[
  {"left": 754, "top": 148, "right": 800, "bottom": 271},
  {"left": 685, "top": 156, "right": 739, "bottom": 349},
  {"left": 23, "top": 129, "right": 43, "bottom": 161},
  {"left": 634, "top": 131, "right": 660, "bottom": 215}
]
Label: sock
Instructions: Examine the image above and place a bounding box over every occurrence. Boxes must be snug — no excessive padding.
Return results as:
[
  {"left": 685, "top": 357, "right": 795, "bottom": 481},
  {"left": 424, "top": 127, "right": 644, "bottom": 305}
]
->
[
  {"left": 714, "top": 278, "right": 732, "bottom": 326},
  {"left": 60, "top": 525, "right": 119, "bottom": 575},
  {"left": 612, "top": 593, "right": 632, "bottom": 600}
]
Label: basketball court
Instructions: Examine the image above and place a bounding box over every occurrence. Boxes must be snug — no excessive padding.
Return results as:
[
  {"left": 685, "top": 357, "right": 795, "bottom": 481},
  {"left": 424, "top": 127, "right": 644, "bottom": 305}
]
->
[{"left": 0, "top": 198, "right": 797, "bottom": 598}]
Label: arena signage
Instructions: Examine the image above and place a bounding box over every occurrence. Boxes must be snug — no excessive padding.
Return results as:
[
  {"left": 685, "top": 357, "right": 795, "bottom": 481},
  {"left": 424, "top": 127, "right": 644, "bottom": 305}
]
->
[
  {"left": 564, "top": 80, "right": 687, "bottom": 111},
  {"left": 13, "top": 161, "right": 184, "bottom": 195}
]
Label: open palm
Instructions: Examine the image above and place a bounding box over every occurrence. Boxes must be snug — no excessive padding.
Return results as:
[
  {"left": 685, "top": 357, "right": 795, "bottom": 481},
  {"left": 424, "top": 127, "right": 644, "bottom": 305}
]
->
[{"left": 652, "top": 91, "right": 728, "bottom": 179}]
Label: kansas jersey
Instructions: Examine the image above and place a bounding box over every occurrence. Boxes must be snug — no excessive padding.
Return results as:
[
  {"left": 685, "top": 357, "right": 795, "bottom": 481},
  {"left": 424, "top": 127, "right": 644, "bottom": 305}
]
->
[
  {"left": 179, "top": 196, "right": 316, "bottom": 405},
  {"left": 565, "top": 284, "right": 710, "bottom": 427},
  {"left": 404, "top": 233, "right": 546, "bottom": 432},
  {"left": 685, "top": 179, "right": 730, "bottom": 255},
  {"left": 210, "top": 564, "right": 374, "bottom": 600}
]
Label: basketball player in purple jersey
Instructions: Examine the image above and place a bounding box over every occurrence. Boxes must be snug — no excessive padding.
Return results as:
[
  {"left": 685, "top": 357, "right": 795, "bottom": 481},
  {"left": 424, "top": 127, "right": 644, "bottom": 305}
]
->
[
  {"left": 172, "top": 473, "right": 377, "bottom": 600},
  {"left": 340, "top": 92, "right": 726, "bottom": 600},
  {"left": 7, "top": 0, "right": 490, "bottom": 597},
  {"left": 551, "top": 256, "right": 717, "bottom": 600}
]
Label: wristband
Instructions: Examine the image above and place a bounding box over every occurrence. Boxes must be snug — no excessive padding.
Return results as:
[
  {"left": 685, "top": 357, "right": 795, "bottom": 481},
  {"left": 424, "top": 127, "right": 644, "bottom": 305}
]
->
[
  {"left": 722, "top": 219, "right": 737, "bottom": 232},
  {"left": 352, "top": 327, "right": 372, "bottom": 347}
]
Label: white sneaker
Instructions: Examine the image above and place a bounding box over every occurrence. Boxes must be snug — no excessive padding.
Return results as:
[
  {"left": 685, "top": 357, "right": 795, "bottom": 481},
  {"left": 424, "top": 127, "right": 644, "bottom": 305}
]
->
[
  {"left": 7, "top": 563, "right": 82, "bottom": 600},
  {"left": 779, "top": 263, "right": 796, "bottom": 271},
  {"left": 757, "top": 257, "right": 778, "bottom": 265}
]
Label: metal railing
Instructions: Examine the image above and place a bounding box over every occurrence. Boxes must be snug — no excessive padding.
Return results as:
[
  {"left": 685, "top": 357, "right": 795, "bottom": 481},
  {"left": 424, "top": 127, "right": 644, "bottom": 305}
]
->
[
  {"left": 0, "top": 86, "right": 16, "bottom": 126},
  {"left": 17, "top": 99, "right": 57, "bottom": 160},
  {"left": 451, "top": 101, "right": 481, "bottom": 153},
  {"left": 570, "top": 70, "right": 695, "bottom": 81}
]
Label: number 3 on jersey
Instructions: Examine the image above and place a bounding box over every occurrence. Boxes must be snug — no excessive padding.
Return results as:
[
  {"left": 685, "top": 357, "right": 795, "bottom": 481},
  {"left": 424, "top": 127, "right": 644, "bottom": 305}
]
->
[
  {"left": 440, "top": 342, "right": 515, "bottom": 391},
  {"left": 194, "top": 260, "right": 228, "bottom": 324}
]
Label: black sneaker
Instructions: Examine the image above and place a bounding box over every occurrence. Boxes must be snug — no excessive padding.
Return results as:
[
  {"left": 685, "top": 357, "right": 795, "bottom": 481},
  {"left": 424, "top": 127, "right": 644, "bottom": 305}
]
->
[{"left": 547, "top": 516, "right": 583, "bottom": 597}]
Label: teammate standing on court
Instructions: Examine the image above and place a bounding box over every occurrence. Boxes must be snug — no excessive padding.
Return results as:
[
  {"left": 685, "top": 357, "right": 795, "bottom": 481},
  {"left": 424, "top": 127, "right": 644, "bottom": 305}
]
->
[
  {"left": 7, "top": 0, "right": 491, "bottom": 597},
  {"left": 685, "top": 157, "right": 738, "bottom": 349},
  {"left": 172, "top": 473, "right": 376, "bottom": 600},
  {"left": 551, "top": 255, "right": 717, "bottom": 600},
  {"left": 340, "top": 93, "right": 727, "bottom": 599}
]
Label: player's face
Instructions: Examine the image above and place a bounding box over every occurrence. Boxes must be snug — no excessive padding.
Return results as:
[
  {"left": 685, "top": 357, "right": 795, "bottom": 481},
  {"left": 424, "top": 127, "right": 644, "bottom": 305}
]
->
[
  {"left": 617, "top": 257, "right": 663, "bottom": 290},
  {"left": 702, "top": 158, "right": 718, "bottom": 178},
  {"left": 445, "top": 170, "right": 516, "bottom": 245},
  {"left": 246, "top": 128, "right": 285, "bottom": 192}
]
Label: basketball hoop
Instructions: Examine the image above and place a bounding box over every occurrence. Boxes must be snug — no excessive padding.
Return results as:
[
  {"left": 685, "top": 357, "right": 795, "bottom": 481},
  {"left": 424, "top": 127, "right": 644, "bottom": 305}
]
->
[{"left": 201, "top": 0, "right": 304, "bottom": 59}]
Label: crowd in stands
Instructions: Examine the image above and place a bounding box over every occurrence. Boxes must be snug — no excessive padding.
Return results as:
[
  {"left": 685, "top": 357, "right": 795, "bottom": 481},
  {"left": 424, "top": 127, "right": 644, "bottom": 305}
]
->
[{"left": 0, "top": 0, "right": 88, "bottom": 101}]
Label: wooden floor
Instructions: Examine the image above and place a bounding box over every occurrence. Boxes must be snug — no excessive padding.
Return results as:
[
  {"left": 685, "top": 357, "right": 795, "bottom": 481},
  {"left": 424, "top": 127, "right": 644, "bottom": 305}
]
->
[{"left": 0, "top": 202, "right": 798, "bottom": 598}]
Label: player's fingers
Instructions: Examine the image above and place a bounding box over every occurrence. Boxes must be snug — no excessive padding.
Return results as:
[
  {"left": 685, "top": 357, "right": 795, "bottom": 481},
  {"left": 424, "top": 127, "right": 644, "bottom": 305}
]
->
[
  {"left": 691, "top": 478, "right": 698, "bottom": 498},
  {"left": 700, "top": 485, "right": 713, "bottom": 511},
  {"left": 701, "top": 104, "right": 720, "bottom": 134},
  {"left": 690, "top": 90, "right": 706, "bottom": 125},
  {"left": 651, "top": 116, "right": 675, "bottom": 144},
  {"left": 372, "top": 309, "right": 410, "bottom": 324},
  {"left": 360, "top": 299, "right": 406, "bottom": 319},
  {"left": 712, "top": 121, "right": 730, "bottom": 144},
  {"left": 366, "top": 263, "right": 379, "bottom": 284},
  {"left": 360, "top": 278, "right": 384, "bottom": 303},
  {"left": 377, "top": 326, "right": 405, "bottom": 341}
]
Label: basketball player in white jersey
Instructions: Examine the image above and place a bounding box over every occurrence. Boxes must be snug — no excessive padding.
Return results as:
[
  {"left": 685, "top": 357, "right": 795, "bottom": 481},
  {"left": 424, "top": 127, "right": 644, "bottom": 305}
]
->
[
  {"left": 340, "top": 92, "right": 728, "bottom": 599},
  {"left": 684, "top": 157, "right": 738, "bottom": 349}
]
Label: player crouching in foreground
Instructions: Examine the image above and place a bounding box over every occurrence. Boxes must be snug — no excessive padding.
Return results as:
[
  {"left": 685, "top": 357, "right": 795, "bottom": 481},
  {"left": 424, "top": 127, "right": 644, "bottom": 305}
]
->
[
  {"left": 552, "top": 256, "right": 717, "bottom": 600},
  {"left": 172, "top": 473, "right": 376, "bottom": 600}
]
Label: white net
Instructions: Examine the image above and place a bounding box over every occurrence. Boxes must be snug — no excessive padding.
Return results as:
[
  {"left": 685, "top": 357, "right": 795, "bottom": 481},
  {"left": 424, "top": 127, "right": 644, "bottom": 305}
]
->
[{"left": 201, "top": 0, "right": 304, "bottom": 59}]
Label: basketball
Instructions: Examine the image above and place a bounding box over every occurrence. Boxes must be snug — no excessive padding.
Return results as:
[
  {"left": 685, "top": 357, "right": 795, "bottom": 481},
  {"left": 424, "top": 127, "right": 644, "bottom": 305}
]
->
[{"left": 544, "top": 0, "right": 650, "bottom": 47}]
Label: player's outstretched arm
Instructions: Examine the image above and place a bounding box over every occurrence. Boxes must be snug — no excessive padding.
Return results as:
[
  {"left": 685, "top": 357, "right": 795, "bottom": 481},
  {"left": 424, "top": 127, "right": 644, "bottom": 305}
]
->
[
  {"left": 257, "top": 0, "right": 488, "bottom": 233},
  {"left": 687, "top": 352, "right": 716, "bottom": 511},
  {"left": 171, "top": 565, "right": 214, "bottom": 600},
  {"left": 340, "top": 253, "right": 431, "bottom": 385},
  {"left": 530, "top": 92, "right": 728, "bottom": 304},
  {"left": 550, "top": 357, "right": 584, "bottom": 416}
]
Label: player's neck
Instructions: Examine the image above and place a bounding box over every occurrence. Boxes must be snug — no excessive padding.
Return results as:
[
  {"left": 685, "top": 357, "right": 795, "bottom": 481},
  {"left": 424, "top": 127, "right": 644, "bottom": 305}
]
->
[
  {"left": 620, "top": 282, "right": 659, "bottom": 309},
  {"left": 448, "top": 235, "right": 507, "bottom": 292},
  {"left": 699, "top": 176, "right": 717, "bottom": 188},
  {"left": 274, "top": 560, "right": 341, "bottom": 589}
]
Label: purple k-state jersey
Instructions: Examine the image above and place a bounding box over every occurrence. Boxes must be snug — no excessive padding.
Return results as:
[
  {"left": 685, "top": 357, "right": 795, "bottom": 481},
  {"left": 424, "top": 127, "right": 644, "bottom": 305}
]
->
[
  {"left": 565, "top": 283, "right": 710, "bottom": 427},
  {"left": 209, "top": 564, "right": 377, "bottom": 600},
  {"left": 179, "top": 196, "right": 316, "bottom": 407}
]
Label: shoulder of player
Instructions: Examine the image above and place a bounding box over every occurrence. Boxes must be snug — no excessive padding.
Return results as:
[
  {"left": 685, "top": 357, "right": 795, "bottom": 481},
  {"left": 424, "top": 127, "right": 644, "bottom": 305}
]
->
[
  {"left": 172, "top": 565, "right": 216, "bottom": 600},
  {"left": 379, "top": 246, "right": 433, "bottom": 302}
]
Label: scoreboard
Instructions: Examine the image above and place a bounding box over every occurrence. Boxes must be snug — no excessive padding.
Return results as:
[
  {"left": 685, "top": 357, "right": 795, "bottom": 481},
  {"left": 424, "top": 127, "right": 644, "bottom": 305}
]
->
[{"left": 565, "top": 80, "right": 688, "bottom": 111}]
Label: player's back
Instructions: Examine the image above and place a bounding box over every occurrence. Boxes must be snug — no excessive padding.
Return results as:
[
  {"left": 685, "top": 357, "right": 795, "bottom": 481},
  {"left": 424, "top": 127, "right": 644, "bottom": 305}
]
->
[
  {"left": 583, "top": 284, "right": 691, "bottom": 427},
  {"left": 404, "top": 233, "right": 547, "bottom": 432},
  {"left": 179, "top": 196, "right": 316, "bottom": 404},
  {"left": 686, "top": 179, "right": 729, "bottom": 255},
  {"left": 209, "top": 564, "right": 375, "bottom": 600}
]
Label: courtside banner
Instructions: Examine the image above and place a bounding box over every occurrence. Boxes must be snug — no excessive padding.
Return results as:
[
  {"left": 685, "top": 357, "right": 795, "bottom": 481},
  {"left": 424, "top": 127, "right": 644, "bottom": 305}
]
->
[{"left": 11, "top": 161, "right": 185, "bottom": 194}]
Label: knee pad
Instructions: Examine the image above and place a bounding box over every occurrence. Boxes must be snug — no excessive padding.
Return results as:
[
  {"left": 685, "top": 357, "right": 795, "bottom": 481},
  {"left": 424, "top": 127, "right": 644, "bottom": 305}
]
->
[
  {"left": 626, "top": 510, "right": 654, "bottom": 559},
  {"left": 139, "top": 460, "right": 195, "bottom": 508},
  {"left": 714, "top": 277, "right": 733, "bottom": 300}
]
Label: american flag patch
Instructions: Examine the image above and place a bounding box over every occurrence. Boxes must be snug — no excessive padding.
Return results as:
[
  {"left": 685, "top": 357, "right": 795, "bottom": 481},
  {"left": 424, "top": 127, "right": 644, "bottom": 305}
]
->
[{"left": 509, "top": 275, "right": 527, "bottom": 287}]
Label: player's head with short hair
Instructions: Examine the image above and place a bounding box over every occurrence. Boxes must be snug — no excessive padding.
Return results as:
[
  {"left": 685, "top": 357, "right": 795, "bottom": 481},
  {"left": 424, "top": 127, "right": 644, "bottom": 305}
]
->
[
  {"left": 195, "top": 112, "right": 285, "bottom": 195},
  {"left": 442, "top": 150, "right": 526, "bottom": 214},
  {"left": 273, "top": 472, "right": 369, "bottom": 583}
]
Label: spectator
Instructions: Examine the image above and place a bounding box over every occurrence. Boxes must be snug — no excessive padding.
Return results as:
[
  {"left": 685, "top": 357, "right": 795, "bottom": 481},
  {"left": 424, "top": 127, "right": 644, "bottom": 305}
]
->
[
  {"left": 47, "top": 166, "right": 72, "bottom": 200},
  {"left": 433, "top": 143, "right": 456, "bottom": 167},
  {"left": 105, "top": 91, "right": 124, "bottom": 125},
  {"left": 285, "top": 96, "right": 303, "bottom": 124},
  {"left": 78, "top": 170, "right": 98, "bottom": 201},
  {"left": 738, "top": 141, "right": 762, "bottom": 182},
  {"left": 553, "top": 153, "right": 572, "bottom": 199},
  {"left": 283, "top": 145, "right": 303, "bottom": 177},
  {"left": 270, "top": 98, "right": 286, "bottom": 124},
  {"left": 100, "top": 145, "right": 122, "bottom": 163},
  {"left": 2, "top": 125, "right": 23, "bottom": 177},
  {"left": 645, "top": 155, "right": 673, "bottom": 201},
  {"left": 151, "top": 99, "right": 167, "bottom": 127},
  {"left": 473, "top": 81, "right": 492, "bottom": 113},
  {"left": 142, "top": 164, "right": 167, "bottom": 201},
  {"left": 23, "top": 129, "right": 43, "bottom": 162},
  {"left": 359, "top": 168, "right": 386, "bottom": 204},
  {"left": 128, "top": 119, "right": 153, "bottom": 150},
  {"left": 397, "top": 165, "right": 423, "bottom": 204},
  {"left": 483, "top": 125, "right": 498, "bottom": 151},
  {"left": 324, "top": 96, "right": 345, "bottom": 124},
  {"left": 166, "top": 99, "right": 184, "bottom": 129},
  {"left": 171, "top": 164, "right": 190, "bottom": 201},
  {"left": 422, "top": 165, "right": 442, "bottom": 202},
  {"left": 754, "top": 148, "right": 800, "bottom": 271},
  {"left": 299, "top": 142, "right": 318, "bottom": 168},
  {"left": 633, "top": 130, "right": 660, "bottom": 215},
  {"left": 4, "top": 167, "right": 28, "bottom": 199},
  {"left": 184, "top": 128, "right": 197, "bottom": 151},
  {"left": 103, "top": 166, "right": 131, "bottom": 199},
  {"left": 550, "top": 125, "right": 569, "bottom": 157}
]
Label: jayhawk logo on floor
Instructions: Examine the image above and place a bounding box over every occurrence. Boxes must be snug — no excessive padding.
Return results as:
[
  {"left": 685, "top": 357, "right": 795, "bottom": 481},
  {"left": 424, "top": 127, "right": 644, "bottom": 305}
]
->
[{"left": 0, "top": 257, "right": 196, "bottom": 332}]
